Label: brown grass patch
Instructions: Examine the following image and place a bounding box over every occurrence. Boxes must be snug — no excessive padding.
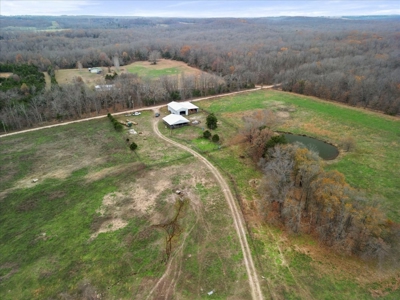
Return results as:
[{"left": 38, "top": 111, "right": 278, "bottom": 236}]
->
[
  {"left": 55, "top": 68, "right": 106, "bottom": 87},
  {"left": 89, "top": 161, "right": 216, "bottom": 241},
  {"left": 0, "top": 72, "right": 13, "bottom": 78},
  {"left": 84, "top": 162, "right": 145, "bottom": 183},
  {"left": 302, "top": 122, "right": 333, "bottom": 137},
  {"left": 292, "top": 238, "right": 399, "bottom": 289}
]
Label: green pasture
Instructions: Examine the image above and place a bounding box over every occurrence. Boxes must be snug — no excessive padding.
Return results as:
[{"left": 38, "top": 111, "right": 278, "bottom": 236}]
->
[
  {"left": 164, "top": 89, "right": 400, "bottom": 299},
  {"left": 126, "top": 65, "right": 180, "bottom": 78},
  {"left": 0, "top": 113, "right": 249, "bottom": 299},
  {"left": 199, "top": 90, "right": 400, "bottom": 221}
]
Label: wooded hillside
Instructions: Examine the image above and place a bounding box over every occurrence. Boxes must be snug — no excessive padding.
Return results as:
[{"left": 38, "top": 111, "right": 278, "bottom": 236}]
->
[{"left": 0, "top": 16, "right": 399, "bottom": 131}]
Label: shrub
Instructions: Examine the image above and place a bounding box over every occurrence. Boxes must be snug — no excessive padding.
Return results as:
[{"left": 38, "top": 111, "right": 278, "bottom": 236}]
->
[
  {"left": 212, "top": 134, "right": 220, "bottom": 143},
  {"left": 340, "top": 136, "right": 356, "bottom": 152},
  {"left": 129, "top": 142, "right": 138, "bottom": 151},
  {"left": 206, "top": 113, "right": 218, "bottom": 130},
  {"left": 265, "top": 135, "right": 287, "bottom": 151},
  {"left": 114, "top": 123, "right": 123, "bottom": 132},
  {"left": 203, "top": 130, "right": 212, "bottom": 139}
]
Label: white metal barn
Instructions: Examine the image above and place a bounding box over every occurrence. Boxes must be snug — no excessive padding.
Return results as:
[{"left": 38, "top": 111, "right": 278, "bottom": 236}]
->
[
  {"left": 167, "top": 101, "right": 199, "bottom": 116},
  {"left": 163, "top": 114, "right": 190, "bottom": 129}
]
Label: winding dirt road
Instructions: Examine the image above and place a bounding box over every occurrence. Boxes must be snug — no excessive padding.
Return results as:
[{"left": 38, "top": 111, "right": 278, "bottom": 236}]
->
[{"left": 152, "top": 119, "right": 264, "bottom": 300}]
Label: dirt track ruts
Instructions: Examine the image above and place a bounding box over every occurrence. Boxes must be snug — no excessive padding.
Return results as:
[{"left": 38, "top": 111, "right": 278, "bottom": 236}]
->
[{"left": 152, "top": 119, "right": 264, "bottom": 300}]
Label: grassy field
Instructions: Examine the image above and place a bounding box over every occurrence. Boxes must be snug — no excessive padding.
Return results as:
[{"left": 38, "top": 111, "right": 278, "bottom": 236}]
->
[
  {"left": 198, "top": 89, "right": 400, "bottom": 221},
  {"left": 164, "top": 90, "right": 400, "bottom": 299},
  {"left": 0, "top": 113, "right": 250, "bottom": 299},
  {"left": 2, "top": 89, "right": 400, "bottom": 299},
  {"left": 125, "top": 59, "right": 202, "bottom": 78},
  {"left": 55, "top": 68, "right": 107, "bottom": 87},
  {"left": 55, "top": 59, "right": 202, "bottom": 87}
]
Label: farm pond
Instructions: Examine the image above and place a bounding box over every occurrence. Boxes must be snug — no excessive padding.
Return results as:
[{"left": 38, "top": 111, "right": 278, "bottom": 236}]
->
[{"left": 283, "top": 133, "right": 339, "bottom": 160}]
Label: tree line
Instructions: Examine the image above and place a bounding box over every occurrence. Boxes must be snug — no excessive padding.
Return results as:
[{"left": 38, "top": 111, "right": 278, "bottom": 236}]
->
[
  {"left": 0, "top": 16, "right": 400, "bottom": 128},
  {"left": 0, "top": 71, "right": 227, "bottom": 131},
  {"left": 0, "top": 16, "right": 399, "bottom": 115}
]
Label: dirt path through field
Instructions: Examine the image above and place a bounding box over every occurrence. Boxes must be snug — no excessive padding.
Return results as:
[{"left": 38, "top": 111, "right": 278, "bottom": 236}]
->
[
  {"left": 151, "top": 119, "right": 264, "bottom": 300},
  {"left": 0, "top": 86, "right": 280, "bottom": 139}
]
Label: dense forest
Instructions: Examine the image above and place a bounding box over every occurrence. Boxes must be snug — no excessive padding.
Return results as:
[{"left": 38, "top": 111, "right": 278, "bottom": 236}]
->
[{"left": 0, "top": 15, "right": 399, "bottom": 131}]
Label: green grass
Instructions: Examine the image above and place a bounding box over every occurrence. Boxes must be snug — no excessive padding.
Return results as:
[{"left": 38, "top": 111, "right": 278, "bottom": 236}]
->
[
  {"left": 169, "top": 89, "right": 400, "bottom": 299},
  {"left": 3, "top": 89, "right": 400, "bottom": 299},
  {"left": 0, "top": 114, "right": 251, "bottom": 299},
  {"left": 126, "top": 66, "right": 180, "bottom": 78},
  {"left": 0, "top": 169, "right": 165, "bottom": 299},
  {"left": 201, "top": 90, "right": 400, "bottom": 221}
]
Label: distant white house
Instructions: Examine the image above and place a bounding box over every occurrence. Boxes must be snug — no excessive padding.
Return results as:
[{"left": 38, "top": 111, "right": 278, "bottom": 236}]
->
[
  {"left": 163, "top": 114, "right": 190, "bottom": 129},
  {"left": 88, "top": 67, "right": 102, "bottom": 74},
  {"left": 95, "top": 84, "right": 114, "bottom": 92},
  {"left": 167, "top": 101, "right": 199, "bottom": 116}
]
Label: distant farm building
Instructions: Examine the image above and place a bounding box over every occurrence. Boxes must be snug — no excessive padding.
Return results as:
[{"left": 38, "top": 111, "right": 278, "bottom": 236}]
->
[
  {"left": 167, "top": 101, "right": 199, "bottom": 116},
  {"left": 95, "top": 84, "right": 114, "bottom": 92},
  {"left": 88, "top": 67, "right": 102, "bottom": 74},
  {"left": 163, "top": 114, "right": 190, "bottom": 129}
]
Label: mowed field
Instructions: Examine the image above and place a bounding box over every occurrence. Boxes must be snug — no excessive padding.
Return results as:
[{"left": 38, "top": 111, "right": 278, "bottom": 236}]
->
[
  {"left": 164, "top": 90, "right": 400, "bottom": 299},
  {"left": 0, "top": 112, "right": 250, "bottom": 299},
  {"left": 54, "top": 59, "right": 202, "bottom": 88},
  {"left": 125, "top": 59, "right": 202, "bottom": 78}
]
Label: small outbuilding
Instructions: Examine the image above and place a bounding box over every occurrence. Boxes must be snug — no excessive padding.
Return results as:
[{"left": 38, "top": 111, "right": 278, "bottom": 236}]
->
[
  {"left": 95, "top": 84, "right": 114, "bottom": 91},
  {"left": 163, "top": 114, "right": 190, "bottom": 129},
  {"left": 89, "top": 67, "right": 102, "bottom": 74},
  {"left": 168, "top": 101, "right": 199, "bottom": 116}
]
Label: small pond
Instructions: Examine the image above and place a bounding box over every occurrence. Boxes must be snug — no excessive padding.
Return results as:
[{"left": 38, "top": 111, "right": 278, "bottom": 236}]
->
[{"left": 283, "top": 133, "right": 339, "bottom": 160}]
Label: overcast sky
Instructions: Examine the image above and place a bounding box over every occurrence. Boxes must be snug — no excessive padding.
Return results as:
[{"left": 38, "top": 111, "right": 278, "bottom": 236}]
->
[{"left": 1, "top": 1, "right": 399, "bottom": 17}]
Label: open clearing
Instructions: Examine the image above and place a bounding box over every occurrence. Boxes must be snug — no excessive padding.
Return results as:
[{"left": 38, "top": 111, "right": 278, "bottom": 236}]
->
[
  {"left": 0, "top": 73, "right": 13, "bottom": 78},
  {"left": 0, "top": 112, "right": 250, "bottom": 299},
  {"left": 126, "top": 59, "right": 202, "bottom": 78},
  {"left": 54, "top": 59, "right": 203, "bottom": 87}
]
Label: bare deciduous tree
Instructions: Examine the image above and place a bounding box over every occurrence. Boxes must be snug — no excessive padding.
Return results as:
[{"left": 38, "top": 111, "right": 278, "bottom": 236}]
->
[{"left": 149, "top": 50, "right": 161, "bottom": 65}]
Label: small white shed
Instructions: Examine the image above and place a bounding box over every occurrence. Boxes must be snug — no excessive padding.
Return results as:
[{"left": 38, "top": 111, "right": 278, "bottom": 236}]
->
[
  {"left": 89, "top": 67, "right": 102, "bottom": 74},
  {"left": 95, "top": 84, "right": 114, "bottom": 91},
  {"left": 163, "top": 114, "right": 190, "bottom": 129},
  {"left": 167, "top": 101, "right": 199, "bottom": 116}
]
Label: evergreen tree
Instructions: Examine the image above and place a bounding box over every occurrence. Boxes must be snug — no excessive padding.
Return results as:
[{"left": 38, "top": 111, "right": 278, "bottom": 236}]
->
[{"left": 206, "top": 113, "right": 218, "bottom": 130}]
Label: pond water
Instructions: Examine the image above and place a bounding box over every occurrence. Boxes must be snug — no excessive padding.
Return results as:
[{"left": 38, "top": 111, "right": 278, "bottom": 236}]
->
[{"left": 283, "top": 133, "right": 339, "bottom": 160}]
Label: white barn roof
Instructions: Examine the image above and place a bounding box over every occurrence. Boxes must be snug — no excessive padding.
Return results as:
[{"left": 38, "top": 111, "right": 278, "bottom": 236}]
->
[
  {"left": 163, "top": 114, "right": 189, "bottom": 126},
  {"left": 168, "top": 101, "right": 184, "bottom": 111},
  {"left": 168, "top": 101, "right": 198, "bottom": 110},
  {"left": 180, "top": 101, "right": 198, "bottom": 109}
]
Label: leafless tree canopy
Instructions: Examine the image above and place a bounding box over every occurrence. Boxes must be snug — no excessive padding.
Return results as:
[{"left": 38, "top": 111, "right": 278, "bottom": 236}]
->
[
  {"left": 148, "top": 50, "right": 161, "bottom": 65},
  {"left": 0, "top": 16, "right": 399, "bottom": 115},
  {"left": 256, "top": 144, "right": 397, "bottom": 262}
]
